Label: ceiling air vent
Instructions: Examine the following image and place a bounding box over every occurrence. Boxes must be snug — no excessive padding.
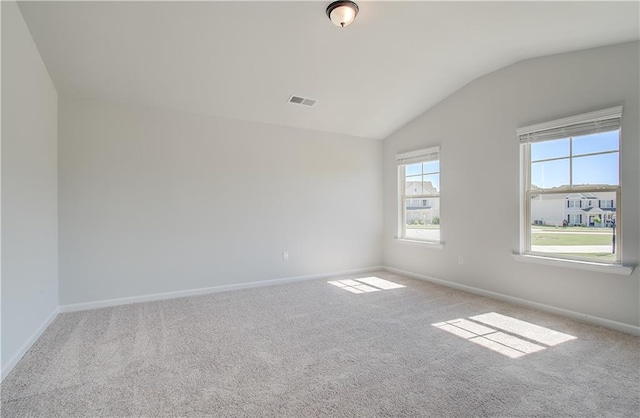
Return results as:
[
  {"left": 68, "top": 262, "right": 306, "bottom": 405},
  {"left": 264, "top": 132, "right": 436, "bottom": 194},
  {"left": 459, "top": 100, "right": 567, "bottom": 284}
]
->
[{"left": 288, "top": 95, "right": 317, "bottom": 107}]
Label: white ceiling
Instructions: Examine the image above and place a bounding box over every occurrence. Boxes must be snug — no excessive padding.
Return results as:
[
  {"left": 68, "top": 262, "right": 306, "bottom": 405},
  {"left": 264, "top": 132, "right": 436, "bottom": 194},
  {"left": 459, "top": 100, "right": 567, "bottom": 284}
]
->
[{"left": 18, "top": 1, "right": 639, "bottom": 139}]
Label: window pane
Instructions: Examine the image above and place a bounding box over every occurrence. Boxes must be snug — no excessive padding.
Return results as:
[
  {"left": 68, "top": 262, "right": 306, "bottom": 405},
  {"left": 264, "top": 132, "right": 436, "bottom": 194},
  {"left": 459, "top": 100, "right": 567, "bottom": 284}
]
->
[
  {"left": 531, "top": 159, "right": 569, "bottom": 189},
  {"left": 405, "top": 197, "right": 440, "bottom": 242},
  {"left": 405, "top": 163, "right": 422, "bottom": 176},
  {"left": 405, "top": 175, "right": 423, "bottom": 196},
  {"left": 530, "top": 192, "right": 616, "bottom": 262},
  {"left": 423, "top": 160, "right": 439, "bottom": 174},
  {"left": 531, "top": 138, "right": 569, "bottom": 162},
  {"left": 422, "top": 174, "right": 440, "bottom": 193},
  {"left": 572, "top": 131, "right": 619, "bottom": 156},
  {"left": 572, "top": 152, "right": 619, "bottom": 186}
]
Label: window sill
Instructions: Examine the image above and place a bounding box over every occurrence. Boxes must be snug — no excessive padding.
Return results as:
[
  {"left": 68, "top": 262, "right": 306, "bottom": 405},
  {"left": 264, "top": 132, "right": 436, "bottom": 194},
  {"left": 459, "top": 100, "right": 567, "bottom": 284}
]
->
[
  {"left": 511, "top": 253, "right": 634, "bottom": 276},
  {"left": 394, "top": 238, "right": 444, "bottom": 249}
]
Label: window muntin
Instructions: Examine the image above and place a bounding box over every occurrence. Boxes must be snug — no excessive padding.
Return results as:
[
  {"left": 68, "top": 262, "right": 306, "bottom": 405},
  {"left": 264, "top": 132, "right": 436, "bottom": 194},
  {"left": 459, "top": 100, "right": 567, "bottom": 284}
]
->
[
  {"left": 397, "top": 147, "right": 440, "bottom": 243},
  {"left": 520, "top": 107, "right": 622, "bottom": 264}
]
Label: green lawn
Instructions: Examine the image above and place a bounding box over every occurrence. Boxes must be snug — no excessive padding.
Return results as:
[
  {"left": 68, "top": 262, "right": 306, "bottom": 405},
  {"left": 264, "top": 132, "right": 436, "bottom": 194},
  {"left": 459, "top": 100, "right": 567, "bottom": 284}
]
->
[{"left": 531, "top": 233, "right": 613, "bottom": 246}]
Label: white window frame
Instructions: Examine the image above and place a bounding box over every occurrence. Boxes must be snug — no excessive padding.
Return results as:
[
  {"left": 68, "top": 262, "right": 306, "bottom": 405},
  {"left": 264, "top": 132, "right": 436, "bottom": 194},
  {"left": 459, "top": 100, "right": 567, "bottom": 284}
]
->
[
  {"left": 396, "top": 146, "right": 442, "bottom": 246},
  {"left": 518, "top": 106, "right": 624, "bottom": 266}
]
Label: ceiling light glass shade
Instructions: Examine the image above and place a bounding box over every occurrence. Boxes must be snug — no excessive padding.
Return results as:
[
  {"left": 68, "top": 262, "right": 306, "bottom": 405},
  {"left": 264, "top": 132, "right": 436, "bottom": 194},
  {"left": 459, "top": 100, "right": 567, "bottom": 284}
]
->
[{"left": 326, "top": 1, "right": 359, "bottom": 28}]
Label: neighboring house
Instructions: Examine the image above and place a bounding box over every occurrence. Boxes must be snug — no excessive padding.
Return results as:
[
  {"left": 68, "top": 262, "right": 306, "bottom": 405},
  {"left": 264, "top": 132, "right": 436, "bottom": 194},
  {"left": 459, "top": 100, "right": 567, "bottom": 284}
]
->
[
  {"left": 405, "top": 181, "right": 440, "bottom": 224},
  {"left": 531, "top": 191, "right": 616, "bottom": 227}
]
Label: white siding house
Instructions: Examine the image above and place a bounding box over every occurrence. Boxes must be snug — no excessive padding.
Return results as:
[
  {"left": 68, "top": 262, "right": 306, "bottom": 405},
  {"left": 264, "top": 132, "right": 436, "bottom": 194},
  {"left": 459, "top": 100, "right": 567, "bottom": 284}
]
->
[
  {"left": 531, "top": 191, "right": 616, "bottom": 227},
  {"left": 405, "top": 181, "right": 440, "bottom": 225}
]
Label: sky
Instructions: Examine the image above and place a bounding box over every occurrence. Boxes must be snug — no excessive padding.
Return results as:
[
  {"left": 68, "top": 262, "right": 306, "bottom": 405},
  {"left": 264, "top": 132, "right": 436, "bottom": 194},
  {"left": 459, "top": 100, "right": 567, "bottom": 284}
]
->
[{"left": 530, "top": 130, "right": 619, "bottom": 188}]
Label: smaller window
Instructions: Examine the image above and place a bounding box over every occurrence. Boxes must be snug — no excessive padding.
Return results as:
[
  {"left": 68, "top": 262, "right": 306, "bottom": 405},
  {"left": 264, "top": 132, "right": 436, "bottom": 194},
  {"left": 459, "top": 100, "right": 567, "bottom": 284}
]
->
[{"left": 397, "top": 147, "right": 441, "bottom": 243}]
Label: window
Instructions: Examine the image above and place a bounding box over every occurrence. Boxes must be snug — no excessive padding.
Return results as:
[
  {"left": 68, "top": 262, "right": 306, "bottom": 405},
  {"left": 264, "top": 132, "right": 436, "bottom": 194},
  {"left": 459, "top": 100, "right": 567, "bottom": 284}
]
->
[
  {"left": 397, "top": 147, "right": 440, "bottom": 243},
  {"left": 567, "top": 214, "right": 582, "bottom": 226},
  {"left": 519, "top": 106, "right": 622, "bottom": 264}
]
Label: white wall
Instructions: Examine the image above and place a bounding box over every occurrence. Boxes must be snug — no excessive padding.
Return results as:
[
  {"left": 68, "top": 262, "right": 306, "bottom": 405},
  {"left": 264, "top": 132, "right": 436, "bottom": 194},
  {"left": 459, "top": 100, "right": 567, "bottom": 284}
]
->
[
  {"left": 383, "top": 42, "right": 640, "bottom": 328},
  {"left": 1, "top": 1, "right": 59, "bottom": 376},
  {"left": 59, "top": 98, "right": 382, "bottom": 305}
]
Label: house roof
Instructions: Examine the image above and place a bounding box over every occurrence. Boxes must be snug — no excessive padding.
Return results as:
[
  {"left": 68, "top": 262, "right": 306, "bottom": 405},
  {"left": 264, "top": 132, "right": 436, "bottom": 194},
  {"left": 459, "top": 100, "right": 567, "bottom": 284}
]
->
[
  {"left": 560, "top": 190, "right": 616, "bottom": 200},
  {"left": 406, "top": 181, "right": 438, "bottom": 195},
  {"left": 566, "top": 192, "right": 605, "bottom": 199},
  {"left": 582, "top": 207, "right": 615, "bottom": 213},
  {"left": 533, "top": 190, "right": 616, "bottom": 201}
]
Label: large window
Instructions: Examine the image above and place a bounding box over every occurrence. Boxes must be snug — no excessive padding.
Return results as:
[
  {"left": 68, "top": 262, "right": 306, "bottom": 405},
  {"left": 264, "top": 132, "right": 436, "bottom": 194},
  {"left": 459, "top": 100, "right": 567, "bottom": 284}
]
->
[
  {"left": 519, "top": 106, "right": 622, "bottom": 263},
  {"left": 397, "top": 147, "right": 440, "bottom": 243}
]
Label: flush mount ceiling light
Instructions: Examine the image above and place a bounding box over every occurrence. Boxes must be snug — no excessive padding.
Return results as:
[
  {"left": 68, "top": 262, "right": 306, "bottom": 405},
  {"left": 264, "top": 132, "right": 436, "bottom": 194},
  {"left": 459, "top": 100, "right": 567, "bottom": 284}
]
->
[{"left": 326, "top": 1, "right": 359, "bottom": 28}]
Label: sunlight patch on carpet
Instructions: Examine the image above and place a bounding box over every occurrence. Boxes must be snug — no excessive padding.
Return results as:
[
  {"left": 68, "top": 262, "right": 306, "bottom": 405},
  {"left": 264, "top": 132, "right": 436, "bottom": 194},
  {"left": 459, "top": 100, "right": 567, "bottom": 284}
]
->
[
  {"left": 328, "top": 277, "right": 406, "bottom": 293},
  {"left": 432, "top": 313, "right": 576, "bottom": 358},
  {"left": 470, "top": 312, "right": 577, "bottom": 346}
]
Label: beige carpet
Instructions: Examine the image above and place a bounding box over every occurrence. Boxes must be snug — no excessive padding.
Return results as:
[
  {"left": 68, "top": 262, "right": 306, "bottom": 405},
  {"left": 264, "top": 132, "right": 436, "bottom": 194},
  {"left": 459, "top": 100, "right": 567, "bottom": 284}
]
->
[{"left": 2, "top": 271, "right": 639, "bottom": 417}]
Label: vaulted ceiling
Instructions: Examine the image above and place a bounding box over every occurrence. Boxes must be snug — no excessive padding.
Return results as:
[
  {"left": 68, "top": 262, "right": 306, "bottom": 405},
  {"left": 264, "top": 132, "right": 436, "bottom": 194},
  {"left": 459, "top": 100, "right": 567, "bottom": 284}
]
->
[{"left": 18, "top": 1, "right": 639, "bottom": 139}]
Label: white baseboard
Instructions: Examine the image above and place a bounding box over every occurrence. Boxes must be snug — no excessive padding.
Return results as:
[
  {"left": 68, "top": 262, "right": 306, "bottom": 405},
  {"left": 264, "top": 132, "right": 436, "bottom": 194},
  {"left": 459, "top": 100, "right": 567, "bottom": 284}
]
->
[
  {"left": 383, "top": 266, "right": 640, "bottom": 336},
  {"left": 59, "top": 266, "right": 384, "bottom": 313},
  {"left": 1, "top": 306, "right": 60, "bottom": 381}
]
